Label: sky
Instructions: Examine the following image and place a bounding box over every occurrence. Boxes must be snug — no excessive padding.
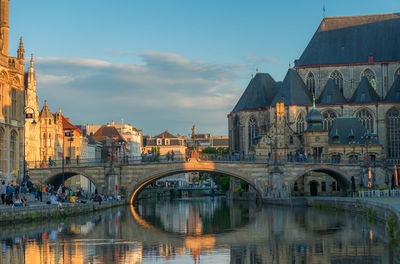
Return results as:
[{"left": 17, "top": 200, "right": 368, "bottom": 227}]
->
[{"left": 8, "top": 0, "right": 399, "bottom": 136}]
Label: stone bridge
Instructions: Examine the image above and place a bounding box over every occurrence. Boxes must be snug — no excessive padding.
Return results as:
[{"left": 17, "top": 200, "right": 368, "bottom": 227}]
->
[{"left": 29, "top": 159, "right": 387, "bottom": 203}]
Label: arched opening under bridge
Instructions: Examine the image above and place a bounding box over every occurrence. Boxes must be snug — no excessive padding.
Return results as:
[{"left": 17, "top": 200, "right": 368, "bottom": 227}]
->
[{"left": 44, "top": 171, "right": 99, "bottom": 194}]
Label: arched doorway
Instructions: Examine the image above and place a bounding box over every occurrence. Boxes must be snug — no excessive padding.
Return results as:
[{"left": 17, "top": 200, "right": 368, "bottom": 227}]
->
[{"left": 310, "top": 181, "right": 318, "bottom": 196}]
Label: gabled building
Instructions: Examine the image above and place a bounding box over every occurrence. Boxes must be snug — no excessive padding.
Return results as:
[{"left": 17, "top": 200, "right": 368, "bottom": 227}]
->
[{"left": 144, "top": 130, "right": 186, "bottom": 156}]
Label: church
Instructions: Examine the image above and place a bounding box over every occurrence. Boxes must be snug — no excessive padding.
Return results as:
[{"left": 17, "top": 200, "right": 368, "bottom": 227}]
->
[{"left": 229, "top": 13, "right": 400, "bottom": 165}]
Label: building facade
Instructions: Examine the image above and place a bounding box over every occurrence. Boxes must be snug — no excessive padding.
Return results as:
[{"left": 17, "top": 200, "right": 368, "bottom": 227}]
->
[{"left": 0, "top": 0, "right": 27, "bottom": 182}]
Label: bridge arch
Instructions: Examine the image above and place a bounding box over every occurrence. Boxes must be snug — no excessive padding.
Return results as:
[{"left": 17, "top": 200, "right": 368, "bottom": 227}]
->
[
  {"left": 293, "top": 166, "right": 351, "bottom": 195},
  {"left": 128, "top": 166, "right": 263, "bottom": 204},
  {"left": 43, "top": 170, "right": 101, "bottom": 191}
]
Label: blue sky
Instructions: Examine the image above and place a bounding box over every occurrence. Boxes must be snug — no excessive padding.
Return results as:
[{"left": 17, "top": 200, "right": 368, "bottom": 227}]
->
[{"left": 9, "top": 0, "right": 399, "bottom": 136}]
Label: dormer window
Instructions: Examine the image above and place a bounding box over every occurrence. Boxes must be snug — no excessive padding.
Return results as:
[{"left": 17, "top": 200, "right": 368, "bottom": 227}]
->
[
  {"left": 157, "top": 139, "right": 161, "bottom": 145},
  {"left": 165, "top": 139, "right": 170, "bottom": 145}
]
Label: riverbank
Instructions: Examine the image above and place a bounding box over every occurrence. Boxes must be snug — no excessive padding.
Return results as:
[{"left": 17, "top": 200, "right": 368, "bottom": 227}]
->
[
  {"left": 263, "top": 196, "right": 400, "bottom": 222},
  {"left": 0, "top": 200, "right": 127, "bottom": 223}
]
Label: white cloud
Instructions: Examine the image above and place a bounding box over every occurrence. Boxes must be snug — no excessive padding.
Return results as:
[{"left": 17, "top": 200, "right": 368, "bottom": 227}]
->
[{"left": 34, "top": 52, "right": 244, "bottom": 135}]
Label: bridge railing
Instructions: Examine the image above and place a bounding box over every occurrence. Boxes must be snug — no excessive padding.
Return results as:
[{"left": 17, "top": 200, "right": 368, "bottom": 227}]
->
[
  {"left": 27, "top": 153, "right": 396, "bottom": 169},
  {"left": 358, "top": 189, "right": 400, "bottom": 198}
]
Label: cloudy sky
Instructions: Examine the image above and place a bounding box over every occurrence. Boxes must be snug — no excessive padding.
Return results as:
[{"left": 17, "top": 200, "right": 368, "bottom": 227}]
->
[{"left": 9, "top": 0, "right": 399, "bottom": 136}]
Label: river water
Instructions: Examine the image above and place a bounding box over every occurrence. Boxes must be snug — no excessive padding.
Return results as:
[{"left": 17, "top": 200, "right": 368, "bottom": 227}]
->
[{"left": 0, "top": 197, "right": 396, "bottom": 263}]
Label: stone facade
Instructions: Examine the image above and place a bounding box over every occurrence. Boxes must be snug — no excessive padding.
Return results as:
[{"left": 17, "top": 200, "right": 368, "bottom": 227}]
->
[{"left": 0, "top": 0, "right": 26, "bottom": 182}]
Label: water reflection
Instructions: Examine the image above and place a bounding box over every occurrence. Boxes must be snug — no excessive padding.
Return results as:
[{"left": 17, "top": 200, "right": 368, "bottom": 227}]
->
[{"left": 0, "top": 197, "right": 395, "bottom": 263}]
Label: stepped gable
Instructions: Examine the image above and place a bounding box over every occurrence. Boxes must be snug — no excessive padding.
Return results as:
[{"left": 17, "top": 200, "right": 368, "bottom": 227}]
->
[
  {"left": 349, "top": 77, "right": 380, "bottom": 103},
  {"left": 270, "top": 68, "right": 312, "bottom": 106},
  {"left": 317, "top": 78, "right": 348, "bottom": 105},
  {"left": 385, "top": 75, "right": 400, "bottom": 102},
  {"left": 328, "top": 117, "right": 379, "bottom": 145},
  {"left": 296, "top": 13, "right": 400, "bottom": 67},
  {"left": 232, "top": 73, "right": 278, "bottom": 112}
]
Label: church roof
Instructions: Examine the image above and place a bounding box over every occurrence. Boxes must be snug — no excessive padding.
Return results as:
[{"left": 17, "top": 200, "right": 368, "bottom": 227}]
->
[
  {"left": 296, "top": 13, "right": 400, "bottom": 67},
  {"left": 232, "top": 73, "right": 278, "bottom": 112},
  {"left": 349, "top": 77, "right": 380, "bottom": 103},
  {"left": 317, "top": 78, "right": 348, "bottom": 105},
  {"left": 270, "top": 68, "right": 312, "bottom": 106},
  {"left": 385, "top": 75, "right": 400, "bottom": 102},
  {"left": 328, "top": 117, "right": 379, "bottom": 145}
]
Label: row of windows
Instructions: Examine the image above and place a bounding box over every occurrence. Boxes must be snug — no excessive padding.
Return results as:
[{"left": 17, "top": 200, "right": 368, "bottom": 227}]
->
[
  {"left": 305, "top": 68, "right": 400, "bottom": 95},
  {"left": 0, "top": 128, "right": 18, "bottom": 171}
]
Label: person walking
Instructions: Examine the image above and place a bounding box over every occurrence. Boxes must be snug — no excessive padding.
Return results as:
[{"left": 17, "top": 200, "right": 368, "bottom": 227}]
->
[{"left": 1, "top": 181, "right": 6, "bottom": 204}]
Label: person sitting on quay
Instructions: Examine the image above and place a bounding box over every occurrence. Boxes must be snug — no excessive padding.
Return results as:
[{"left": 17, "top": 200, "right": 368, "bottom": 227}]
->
[
  {"left": 5, "top": 193, "right": 14, "bottom": 206},
  {"left": 21, "top": 196, "right": 27, "bottom": 207},
  {"left": 14, "top": 195, "right": 23, "bottom": 207},
  {"left": 1, "top": 181, "right": 6, "bottom": 205}
]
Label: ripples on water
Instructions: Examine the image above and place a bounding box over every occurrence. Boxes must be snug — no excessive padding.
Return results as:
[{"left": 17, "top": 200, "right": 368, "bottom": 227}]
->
[{"left": 0, "top": 197, "right": 396, "bottom": 263}]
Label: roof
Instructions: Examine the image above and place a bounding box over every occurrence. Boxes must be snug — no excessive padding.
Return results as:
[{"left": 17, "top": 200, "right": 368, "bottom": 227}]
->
[
  {"left": 328, "top": 117, "right": 379, "bottom": 145},
  {"left": 154, "top": 130, "right": 177, "bottom": 139},
  {"left": 39, "top": 100, "right": 53, "bottom": 118},
  {"left": 93, "top": 126, "right": 125, "bottom": 142},
  {"left": 212, "top": 138, "right": 229, "bottom": 147},
  {"left": 349, "top": 77, "right": 380, "bottom": 103},
  {"left": 296, "top": 13, "right": 400, "bottom": 67},
  {"left": 317, "top": 78, "right": 348, "bottom": 105},
  {"left": 270, "top": 68, "right": 313, "bottom": 106},
  {"left": 232, "top": 73, "right": 278, "bottom": 112},
  {"left": 385, "top": 75, "right": 400, "bottom": 102},
  {"left": 61, "top": 115, "right": 82, "bottom": 135}
]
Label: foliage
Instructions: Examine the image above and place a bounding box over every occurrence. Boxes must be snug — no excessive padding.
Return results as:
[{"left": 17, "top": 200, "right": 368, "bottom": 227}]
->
[
  {"left": 232, "top": 187, "right": 244, "bottom": 193},
  {"left": 202, "top": 147, "right": 229, "bottom": 154}
]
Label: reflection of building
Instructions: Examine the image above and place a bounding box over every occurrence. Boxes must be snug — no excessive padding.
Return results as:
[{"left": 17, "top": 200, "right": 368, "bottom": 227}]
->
[
  {"left": 0, "top": 0, "right": 26, "bottom": 182},
  {"left": 229, "top": 13, "right": 400, "bottom": 163},
  {"left": 143, "top": 130, "right": 186, "bottom": 156}
]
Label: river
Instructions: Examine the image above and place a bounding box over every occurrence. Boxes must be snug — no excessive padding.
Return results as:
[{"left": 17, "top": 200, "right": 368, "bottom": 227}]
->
[{"left": 0, "top": 197, "right": 396, "bottom": 263}]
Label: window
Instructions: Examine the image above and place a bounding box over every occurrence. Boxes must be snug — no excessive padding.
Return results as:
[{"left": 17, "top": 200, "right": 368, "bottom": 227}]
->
[
  {"left": 362, "top": 68, "right": 376, "bottom": 90},
  {"left": 248, "top": 116, "right": 258, "bottom": 147},
  {"left": 321, "top": 182, "right": 326, "bottom": 192},
  {"left": 49, "top": 133, "right": 52, "bottom": 147},
  {"left": 10, "top": 131, "right": 17, "bottom": 170},
  {"left": 356, "top": 109, "right": 374, "bottom": 133},
  {"left": 0, "top": 84, "right": 2, "bottom": 116},
  {"left": 330, "top": 70, "right": 344, "bottom": 95},
  {"left": 306, "top": 72, "right": 316, "bottom": 95},
  {"left": 387, "top": 109, "right": 400, "bottom": 159},
  {"left": 43, "top": 133, "right": 47, "bottom": 147},
  {"left": 0, "top": 128, "right": 4, "bottom": 170},
  {"left": 322, "top": 111, "right": 337, "bottom": 130},
  {"left": 11, "top": 88, "right": 16, "bottom": 120},
  {"left": 234, "top": 116, "right": 240, "bottom": 152},
  {"left": 296, "top": 113, "right": 305, "bottom": 134},
  {"left": 48, "top": 119, "right": 51, "bottom": 125},
  {"left": 332, "top": 181, "right": 337, "bottom": 191},
  {"left": 294, "top": 182, "right": 298, "bottom": 192}
]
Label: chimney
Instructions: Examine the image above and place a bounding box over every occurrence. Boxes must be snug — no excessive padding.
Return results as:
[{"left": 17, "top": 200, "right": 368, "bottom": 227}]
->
[{"left": 111, "top": 120, "right": 115, "bottom": 126}]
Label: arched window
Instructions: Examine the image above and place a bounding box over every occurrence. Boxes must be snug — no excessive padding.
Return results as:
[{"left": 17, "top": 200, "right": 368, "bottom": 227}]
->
[
  {"left": 356, "top": 109, "right": 374, "bottom": 133},
  {"left": 11, "top": 88, "right": 17, "bottom": 120},
  {"left": 387, "top": 109, "right": 400, "bottom": 159},
  {"left": 0, "top": 128, "right": 5, "bottom": 170},
  {"left": 0, "top": 84, "right": 3, "bottom": 116},
  {"left": 306, "top": 72, "right": 316, "bottom": 95},
  {"left": 362, "top": 68, "right": 376, "bottom": 90},
  {"left": 49, "top": 133, "right": 52, "bottom": 147},
  {"left": 322, "top": 110, "right": 337, "bottom": 130},
  {"left": 248, "top": 117, "right": 258, "bottom": 147},
  {"left": 43, "top": 133, "right": 47, "bottom": 147},
  {"left": 330, "top": 70, "right": 344, "bottom": 95},
  {"left": 234, "top": 116, "right": 240, "bottom": 152},
  {"left": 296, "top": 113, "right": 305, "bottom": 134},
  {"left": 10, "top": 131, "right": 17, "bottom": 171}
]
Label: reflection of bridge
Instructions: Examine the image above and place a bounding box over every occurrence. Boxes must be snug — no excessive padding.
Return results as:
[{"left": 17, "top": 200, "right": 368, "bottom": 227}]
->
[{"left": 29, "top": 158, "right": 387, "bottom": 203}]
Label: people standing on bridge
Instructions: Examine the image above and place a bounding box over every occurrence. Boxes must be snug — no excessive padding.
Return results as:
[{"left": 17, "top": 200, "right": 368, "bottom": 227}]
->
[
  {"left": 166, "top": 151, "right": 170, "bottom": 161},
  {"left": 171, "top": 151, "right": 175, "bottom": 161},
  {"left": 1, "top": 181, "right": 6, "bottom": 204}
]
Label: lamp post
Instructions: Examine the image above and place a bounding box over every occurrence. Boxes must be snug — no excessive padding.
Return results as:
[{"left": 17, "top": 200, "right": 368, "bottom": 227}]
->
[
  {"left": 361, "top": 130, "right": 376, "bottom": 188},
  {"left": 23, "top": 106, "right": 37, "bottom": 184},
  {"left": 62, "top": 130, "right": 73, "bottom": 186}
]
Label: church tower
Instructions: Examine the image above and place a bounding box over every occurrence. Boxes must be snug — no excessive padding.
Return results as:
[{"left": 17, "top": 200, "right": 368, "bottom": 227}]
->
[
  {"left": 0, "top": 0, "right": 9, "bottom": 56},
  {"left": 25, "top": 54, "right": 41, "bottom": 164}
]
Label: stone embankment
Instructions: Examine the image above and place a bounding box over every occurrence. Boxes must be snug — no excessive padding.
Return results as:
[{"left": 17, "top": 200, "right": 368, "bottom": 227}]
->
[{"left": 0, "top": 200, "right": 127, "bottom": 223}]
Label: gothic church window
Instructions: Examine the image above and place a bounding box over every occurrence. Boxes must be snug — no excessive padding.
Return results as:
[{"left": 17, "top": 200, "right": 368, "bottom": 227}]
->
[
  {"left": 330, "top": 70, "right": 344, "bottom": 95},
  {"left": 306, "top": 72, "right": 316, "bottom": 95},
  {"left": 387, "top": 109, "right": 400, "bottom": 160},
  {"left": 296, "top": 113, "right": 305, "bottom": 134},
  {"left": 362, "top": 68, "right": 376, "bottom": 90},
  {"left": 234, "top": 116, "right": 240, "bottom": 152},
  {"left": 10, "top": 130, "right": 16, "bottom": 170},
  {"left": 356, "top": 109, "right": 374, "bottom": 133},
  {"left": 11, "top": 88, "right": 16, "bottom": 120},
  {"left": 322, "top": 110, "right": 337, "bottom": 130},
  {"left": 0, "top": 128, "right": 4, "bottom": 170},
  {"left": 248, "top": 117, "right": 258, "bottom": 147}
]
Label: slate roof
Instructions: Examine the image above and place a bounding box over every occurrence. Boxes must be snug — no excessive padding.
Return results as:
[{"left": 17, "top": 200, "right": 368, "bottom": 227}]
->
[
  {"left": 385, "top": 75, "right": 400, "bottom": 102},
  {"left": 296, "top": 13, "right": 400, "bottom": 67},
  {"left": 93, "top": 126, "right": 125, "bottom": 142},
  {"left": 349, "top": 77, "right": 380, "bottom": 103},
  {"left": 270, "top": 69, "right": 313, "bottom": 106},
  {"left": 317, "top": 78, "right": 348, "bottom": 105},
  {"left": 154, "top": 130, "right": 177, "bottom": 139},
  {"left": 328, "top": 117, "right": 379, "bottom": 145},
  {"left": 232, "top": 73, "right": 278, "bottom": 112}
]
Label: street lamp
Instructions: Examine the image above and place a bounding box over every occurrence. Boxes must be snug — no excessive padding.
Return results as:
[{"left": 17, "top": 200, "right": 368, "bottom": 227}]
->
[
  {"left": 23, "top": 106, "right": 37, "bottom": 184},
  {"left": 361, "top": 130, "right": 377, "bottom": 188},
  {"left": 62, "top": 130, "right": 73, "bottom": 186}
]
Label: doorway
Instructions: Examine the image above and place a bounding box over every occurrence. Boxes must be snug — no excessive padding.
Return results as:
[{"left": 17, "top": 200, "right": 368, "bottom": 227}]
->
[{"left": 310, "top": 181, "right": 318, "bottom": 196}]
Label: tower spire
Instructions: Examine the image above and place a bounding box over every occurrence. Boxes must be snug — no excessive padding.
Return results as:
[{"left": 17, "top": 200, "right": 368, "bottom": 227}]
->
[
  {"left": 17, "top": 37, "right": 24, "bottom": 60},
  {"left": 30, "top": 53, "right": 34, "bottom": 71}
]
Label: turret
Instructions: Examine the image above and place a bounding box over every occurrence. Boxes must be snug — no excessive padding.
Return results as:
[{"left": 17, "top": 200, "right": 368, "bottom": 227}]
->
[
  {"left": 27, "top": 54, "right": 36, "bottom": 91},
  {"left": 0, "top": 0, "right": 9, "bottom": 56},
  {"left": 17, "top": 37, "right": 24, "bottom": 60}
]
